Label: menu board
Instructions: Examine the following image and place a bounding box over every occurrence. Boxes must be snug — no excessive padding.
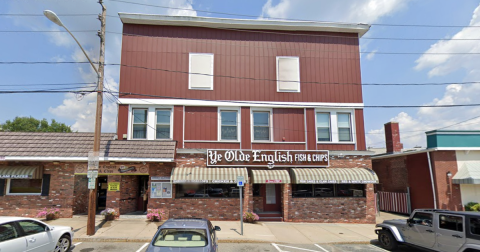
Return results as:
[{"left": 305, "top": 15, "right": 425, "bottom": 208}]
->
[{"left": 151, "top": 182, "right": 172, "bottom": 198}]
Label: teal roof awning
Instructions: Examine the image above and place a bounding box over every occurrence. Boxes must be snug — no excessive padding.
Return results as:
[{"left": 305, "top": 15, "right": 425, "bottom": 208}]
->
[{"left": 452, "top": 162, "right": 480, "bottom": 184}]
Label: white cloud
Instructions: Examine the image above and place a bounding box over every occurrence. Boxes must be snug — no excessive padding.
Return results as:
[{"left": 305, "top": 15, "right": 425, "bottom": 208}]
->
[
  {"left": 8, "top": 0, "right": 197, "bottom": 132},
  {"left": 366, "top": 49, "right": 378, "bottom": 60},
  {"left": 260, "top": 0, "right": 409, "bottom": 23}
]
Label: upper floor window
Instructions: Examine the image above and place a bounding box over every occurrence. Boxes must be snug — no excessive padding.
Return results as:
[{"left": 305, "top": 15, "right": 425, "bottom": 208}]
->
[
  {"left": 316, "top": 113, "right": 331, "bottom": 142},
  {"left": 338, "top": 113, "right": 352, "bottom": 142},
  {"left": 156, "top": 109, "right": 172, "bottom": 139},
  {"left": 189, "top": 53, "right": 214, "bottom": 90},
  {"left": 277, "top": 56, "right": 300, "bottom": 92},
  {"left": 220, "top": 110, "right": 238, "bottom": 141},
  {"left": 132, "top": 108, "right": 147, "bottom": 139},
  {"left": 253, "top": 111, "right": 270, "bottom": 141}
]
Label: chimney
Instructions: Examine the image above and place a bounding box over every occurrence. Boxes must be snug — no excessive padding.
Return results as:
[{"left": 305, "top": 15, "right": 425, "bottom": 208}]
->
[{"left": 384, "top": 122, "right": 403, "bottom": 153}]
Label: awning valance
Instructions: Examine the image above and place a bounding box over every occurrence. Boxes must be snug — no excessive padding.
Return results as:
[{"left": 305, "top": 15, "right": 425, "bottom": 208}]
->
[
  {"left": 291, "top": 168, "right": 378, "bottom": 184},
  {"left": 0, "top": 166, "right": 43, "bottom": 179},
  {"left": 453, "top": 162, "right": 480, "bottom": 184},
  {"left": 251, "top": 170, "right": 290, "bottom": 184},
  {"left": 171, "top": 167, "right": 248, "bottom": 184}
]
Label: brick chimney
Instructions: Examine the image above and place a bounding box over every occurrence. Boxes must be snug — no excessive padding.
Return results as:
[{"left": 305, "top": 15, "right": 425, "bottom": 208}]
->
[{"left": 384, "top": 122, "right": 403, "bottom": 153}]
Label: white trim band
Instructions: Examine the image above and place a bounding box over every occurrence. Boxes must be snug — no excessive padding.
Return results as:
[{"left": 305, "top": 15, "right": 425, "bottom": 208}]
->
[{"left": 3, "top": 156, "right": 174, "bottom": 162}]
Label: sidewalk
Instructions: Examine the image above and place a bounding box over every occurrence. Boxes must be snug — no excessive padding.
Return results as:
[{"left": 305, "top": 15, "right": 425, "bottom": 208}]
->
[{"left": 43, "top": 212, "right": 408, "bottom": 244}]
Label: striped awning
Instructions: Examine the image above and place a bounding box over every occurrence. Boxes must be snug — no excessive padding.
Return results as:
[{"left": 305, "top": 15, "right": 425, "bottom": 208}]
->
[
  {"left": 291, "top": 168, "right": 378, "bottom": 184},
  {"left": 251, "top": 170, "right": 291, "bottom": 184},
  {"left": 453, "top": 162, "right": 480, "bottom": 184},
  {"left": 0, "top": 166, "right": 43, "bottom": 179},
  {"left": 171, "top": 167, "right": 248, "bottom": 184}
]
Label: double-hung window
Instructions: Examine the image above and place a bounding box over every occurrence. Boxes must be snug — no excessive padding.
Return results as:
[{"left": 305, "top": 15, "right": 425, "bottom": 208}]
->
[
  {"left": 316, "top": 112, "right": 331, "bottom": 141},
  {"left": 156, "top": 109, "right": 171, "bottom": 139},
  {"left": 337, "top": 113, "right": 352, "bottom": 142},
  {"left": 220, "top": 110, "right": 238, "bottom": 140},
  {"left": 132, "top": 109, "right": 147, "bottom": 139},
  {"left": 253, "top": 111, "right": 270, "bottom": 141}
]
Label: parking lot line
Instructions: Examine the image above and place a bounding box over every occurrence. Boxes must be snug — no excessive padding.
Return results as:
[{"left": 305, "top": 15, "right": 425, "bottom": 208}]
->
[
  {"left": 73, "top": 242, "right": 82, "bottom": 246},
  {"left": 135, "top": 242, "right": 149, "bottom": 252},
  {"left": 314, "top": 244, "right": 329, "bottom": 252},
  {"left": 272, "top": 243, "right": 322, "bottom": 252}
]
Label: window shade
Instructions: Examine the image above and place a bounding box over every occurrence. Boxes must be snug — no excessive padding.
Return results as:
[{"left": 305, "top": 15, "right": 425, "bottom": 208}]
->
[
  {"left": 190, "top": 54, "right": 213, "bottom": 89},
  {"left": 277, "top": 57, "right": 300, "bottom": 92}
]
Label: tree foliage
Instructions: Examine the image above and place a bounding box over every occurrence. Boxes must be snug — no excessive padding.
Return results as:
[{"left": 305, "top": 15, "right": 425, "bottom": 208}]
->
[{"left": 0, "top": 117, "right": 72, "bottom": 133}]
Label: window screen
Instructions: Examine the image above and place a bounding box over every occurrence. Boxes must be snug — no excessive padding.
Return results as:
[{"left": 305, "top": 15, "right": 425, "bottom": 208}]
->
[
  {"left": 277, "top": 57, "right": 300, "bottom": 92},
  {"left": 253, "top": 112, "right": 270, "bottom": 141},
  {"left": 156, "top": 109, "right": 171, "bottom": 139},
  {"left": 189, "top": 53, "right": 213, "bottom": 89},
  {"left": 337, "top": 113, "right": 352, "bottom": 142},
  {"left": 133, "top": 109, "right": 147, "bottom": 139},
  {"left": 317, "top": 113, "right": 331, "bottom": 141},
  {"left": 221, "top": 111, "right": 238, "bottom": 140}
]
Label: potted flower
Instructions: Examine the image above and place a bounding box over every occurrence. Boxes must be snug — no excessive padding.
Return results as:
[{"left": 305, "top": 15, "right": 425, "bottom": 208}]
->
[
  {"left": 100, "top": 208, "right": 118, "bottom": 221},
  {"left": 146, "top": 209, "right": 166, "bottom": 222},
  {"left": 243, "top": 211, "right": 260, "bottom": 223},
  {"left": 36, "top": 207, "right": 60, "bottom": 220}
]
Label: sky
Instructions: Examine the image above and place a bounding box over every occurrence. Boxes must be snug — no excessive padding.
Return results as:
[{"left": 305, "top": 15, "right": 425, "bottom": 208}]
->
[{"left": 2, "top": 0, "right": 480, "bottom": 149}]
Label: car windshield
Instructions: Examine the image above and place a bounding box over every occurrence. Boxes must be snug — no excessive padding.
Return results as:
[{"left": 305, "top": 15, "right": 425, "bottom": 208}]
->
[{"left": 153, "top": 228, "right": 208, "bottom": 247}]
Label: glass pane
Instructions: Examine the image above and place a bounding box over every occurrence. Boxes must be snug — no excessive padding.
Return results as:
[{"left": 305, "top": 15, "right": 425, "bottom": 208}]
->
[
  {"left": 470, "top": 218, "right": 480, "bottom": 235},
  {"left": 221, "top": 126, "right": 237, "bottom": 140},
  {"left": 133, "top": 124, "right": 147, "bottom": 139},
  {"left": 439, "top": 215, "right": 463, "bottom": 232},
  {"left": 153, "top": 228, "right": 208, "bottom": 247},
  {"left": 253, "top": 112, "right": 269, "bottom": 126},
  {"left": 313, "top": 184, "right": 334, "bottom": 197},
  {"left": 133, "top": 109, "right": 147, "bottom": 124},
  {"left": 221, "top": 111, "right": 237, "bottom": 126},
  {"left": 317, "top": 128, "right": 330, "bottom": 141},
  {"left": 0, "top": 223, "right": 18, "bottom": 241},
  {"left": 292, "top": 184, "right": 313, "bottom": 197},
  {"left": 337, "top": 113, "right": 351, "bottom": 128},
  {"left": 176, "top": 184, "right": 204, "bottom": 198},
  {"left": 336, "top": 184, "right": 365, "bottom": 197},
  {"left": 338, "top": 128, "right": 351, "bottom": 141},
  {"left": 156, "top": 125, "right": 170, "bottom": 139},
  {"left": 18, "top": 221, "right": 45, "bottom": 235},
  {"left": 316, "top": 113, "right": 330, "bottom": 127},
  {"left": 9, "top": 179, "right": 42, "bottom": 193},
  {"left": 266, "top": 184, "right": 276, "bottom": 204},
  {"left": 156, "top": 110, "right": 171, "bottom": 124},
  {"left": 254, "top": 127, "right": 269, "bottom": 141}
]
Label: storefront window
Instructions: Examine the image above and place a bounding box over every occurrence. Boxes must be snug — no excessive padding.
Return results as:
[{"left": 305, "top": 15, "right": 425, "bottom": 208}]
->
[
  {"left": 175, "top": 184, "right": 243, "bottom": 198},
  {"left": 253, "top": 184, "right": 261, "bottom": 196},
  {"left": 151, "top": 182, "right": 172, "bottom": 198},
  {"left": 291, "top": 184, "right": 364, "bottom": 198},
  {"left": 8, "top": 179, "right": 42, "bottom": 194}
]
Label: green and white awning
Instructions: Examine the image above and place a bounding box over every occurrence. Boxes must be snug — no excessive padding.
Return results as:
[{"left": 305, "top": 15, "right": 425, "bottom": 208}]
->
[
  {"left": 291, "top": 168, "right": 378, "bottom": 184},
  {"left": 251, "top": 169, "right": 291, "bottom": 184},
  {"left": 171, "top": 167, "right": 248, "bottom": 184},
  {"left": 453, "top": 162, "right": 480, "bottom": 184},
  {"left": 0, "top": 166, "right": 43, "bottom": 179}
]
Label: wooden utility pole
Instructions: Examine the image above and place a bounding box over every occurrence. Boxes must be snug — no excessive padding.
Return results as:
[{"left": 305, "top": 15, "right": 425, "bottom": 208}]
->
[{"left": 87, "top": 0, "right": 106, "bottom": 236}]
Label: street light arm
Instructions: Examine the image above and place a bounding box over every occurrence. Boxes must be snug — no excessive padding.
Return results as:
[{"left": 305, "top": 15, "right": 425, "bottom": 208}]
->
[{"left": 62, "top": 25, "right": 99, "bottom": 75}]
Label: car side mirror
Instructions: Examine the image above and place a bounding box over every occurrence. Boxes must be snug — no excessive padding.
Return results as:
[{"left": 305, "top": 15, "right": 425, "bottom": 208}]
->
[
  {"left": 46, "top": 226, "right": 54, "bottom": 232},
  {"left": 214, "top": 226, "right": 221, "bottom": 231}
]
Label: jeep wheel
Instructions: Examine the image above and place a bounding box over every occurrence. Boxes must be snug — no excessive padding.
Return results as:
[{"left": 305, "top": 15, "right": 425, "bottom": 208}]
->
[{"left": 378, "top": 230, "right": 398, "bottom": 250}]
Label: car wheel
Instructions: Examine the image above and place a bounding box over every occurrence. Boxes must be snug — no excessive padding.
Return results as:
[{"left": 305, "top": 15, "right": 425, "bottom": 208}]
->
[
  {"left": 54, "top": 234, "right": 71, "bottom": 252},
  {"left": 378, "top": 230, "right": 398, "bottom": 250}
]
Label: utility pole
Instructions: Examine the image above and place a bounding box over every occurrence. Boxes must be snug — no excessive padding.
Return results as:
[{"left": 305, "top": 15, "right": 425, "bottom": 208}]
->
[{"left": 87, "top": 0, "right": 106, "bottom": 236}]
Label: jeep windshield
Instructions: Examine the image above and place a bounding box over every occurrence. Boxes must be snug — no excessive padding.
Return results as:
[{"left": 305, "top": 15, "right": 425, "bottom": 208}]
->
[{"left": 153, "top": 228, "right": 208, "bottom": 247}]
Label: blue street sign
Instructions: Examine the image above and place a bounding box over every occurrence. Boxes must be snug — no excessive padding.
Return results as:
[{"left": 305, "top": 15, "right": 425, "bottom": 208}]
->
[{"left": 237, "top": 181, "right": 244, "bottom": 187}]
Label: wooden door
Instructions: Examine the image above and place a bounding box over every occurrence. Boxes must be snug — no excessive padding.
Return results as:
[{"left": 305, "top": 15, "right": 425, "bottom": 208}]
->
[{"left": 263, "top": 184, "right": 282, "bottom": 212}]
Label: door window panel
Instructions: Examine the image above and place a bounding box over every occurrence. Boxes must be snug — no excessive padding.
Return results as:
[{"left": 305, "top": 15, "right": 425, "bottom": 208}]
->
[
  {"left": 0, "top": 223, "right": 18, "bottom": 241},
  {"left": 411, "top": 212, "right": 433, "bottom": 226},
  {"left": 17, "top": 220, "right": 45, "bottom": 235},
  {"left": 439, "top": 215, "right": 463, "bottom": 232},
  {"left": 266, "top": 184, "right": 276, "bottom": 204},
  {"left": 470, "top": 218, "right": 480, "bottom": 235}
]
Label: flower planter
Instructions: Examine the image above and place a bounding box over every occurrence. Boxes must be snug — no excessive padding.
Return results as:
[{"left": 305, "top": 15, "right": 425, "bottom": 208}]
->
[
  {"left": 46, "top": 214, "right": 57, "bottom": 220},
  {"left": 105, "top": 215, "right": 115, "bottom": 221}
]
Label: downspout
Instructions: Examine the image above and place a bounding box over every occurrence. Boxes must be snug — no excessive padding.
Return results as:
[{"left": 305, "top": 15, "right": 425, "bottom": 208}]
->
[{"left": 427, "top": 151, "right": 438, "bottom": 209}]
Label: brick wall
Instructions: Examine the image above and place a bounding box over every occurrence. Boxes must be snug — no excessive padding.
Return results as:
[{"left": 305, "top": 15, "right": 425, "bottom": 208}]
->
[
  {"left": 431, "top": 151, "right": 463, "bottom": 211},
  {"left": 106, "top": 175, "right": 121, "bottom": 215},
  {"left": 372, "top": 156, "right": 408, "bottom": 193},
  {"left": 330, "top": 155, "right": 372, "bottom": 169},
  {"left": 0, "top": 162, "right": 75, "bottom": 218},
  {"left": 73, "top": 175, "right": 88, "bottom": 214},
  {"left": 119, "top": 175, "right": 139, "bottom": 214},
  {"left": 253, "top": 196, "right": 263, "bottom": 212}
]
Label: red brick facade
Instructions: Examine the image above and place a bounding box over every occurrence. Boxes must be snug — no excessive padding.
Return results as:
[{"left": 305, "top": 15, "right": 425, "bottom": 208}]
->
[{"left": 430, "top": 151, "right": 463, "bottom": 211}]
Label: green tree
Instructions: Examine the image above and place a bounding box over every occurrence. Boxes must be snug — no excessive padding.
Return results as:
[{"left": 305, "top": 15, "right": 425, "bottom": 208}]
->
[{"left": 1, "top": 117, "right": 72, "bottom": 133}]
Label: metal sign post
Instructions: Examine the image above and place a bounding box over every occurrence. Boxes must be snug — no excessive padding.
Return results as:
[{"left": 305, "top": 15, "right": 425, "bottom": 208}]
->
[{"left": 237, "top": 175, "right": 245, "bottom": 236}]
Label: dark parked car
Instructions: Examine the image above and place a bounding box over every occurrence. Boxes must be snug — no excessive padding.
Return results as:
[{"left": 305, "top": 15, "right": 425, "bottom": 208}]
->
[{"left": 146, "top": 218, "right": 221, "bottom": 252}]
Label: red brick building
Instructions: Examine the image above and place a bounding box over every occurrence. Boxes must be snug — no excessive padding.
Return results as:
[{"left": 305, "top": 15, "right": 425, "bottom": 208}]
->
[{"left": 114, "top": 14, "right": 378, "bottom": 223}]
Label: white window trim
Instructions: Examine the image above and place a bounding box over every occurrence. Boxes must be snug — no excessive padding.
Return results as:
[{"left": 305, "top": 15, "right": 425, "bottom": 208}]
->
[
  {"left": 316, "top": 111, "right": 332, "bottom": 142},
  {"left": 150, "top": 181, "right": 172, "bottom": 199},
  {"left": 251, "top": 108, "right": 274, "bottom": 142},
  {"left": 155, "top": 108, "right": 174, "bottom": 140},
  {"left": 6, "top": 178, "right": 42, "bottom": 196},
  {"left": 276, "top": 56, "right": 300, "bottom": 93},
  {"left": 218, "top": 107, "right": 241, "bottom": 142},
  {"left": 337, "top": 112, "right": 353, "bottom": 143},
  {"left": 315, "top": 108, "right": 356, "bottom": 144},
  {"left": 188, "top": 53, "right": 214, "bottom": 90},
  {"left": 128, "top": 105, "right": 174, "bottom": 140}
]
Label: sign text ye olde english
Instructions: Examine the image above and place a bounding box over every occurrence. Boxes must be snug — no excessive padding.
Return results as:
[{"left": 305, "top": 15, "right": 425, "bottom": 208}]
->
[{"left": 207, "top": 150, "right": 329, "bottom": 168}]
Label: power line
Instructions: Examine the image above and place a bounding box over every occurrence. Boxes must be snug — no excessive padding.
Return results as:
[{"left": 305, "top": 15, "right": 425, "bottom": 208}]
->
[
  {"left": 108, "top": 0, "right": 480, "bottom": 29},
  {"left": 0, "top": 61, "right": 96, "bottom": 64},
  {"left": 0, "top": 14, "right": 99, "bottom": 16},
  {"left": 0, "top": 30, "right": 96, "bottom": 33},
  {"left": 0, "top": 82, "right": 96, "bottom": 87}
]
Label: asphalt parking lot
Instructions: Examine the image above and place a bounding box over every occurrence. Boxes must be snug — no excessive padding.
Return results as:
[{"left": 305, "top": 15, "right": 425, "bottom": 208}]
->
[{"left": 71, "top": 242, "right": 424, "bottom": 252}]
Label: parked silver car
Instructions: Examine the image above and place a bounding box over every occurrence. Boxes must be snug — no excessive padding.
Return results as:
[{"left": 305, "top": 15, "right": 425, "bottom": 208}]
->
[{"left": 376, "top": 209, "right": 480, "bottom": 251}]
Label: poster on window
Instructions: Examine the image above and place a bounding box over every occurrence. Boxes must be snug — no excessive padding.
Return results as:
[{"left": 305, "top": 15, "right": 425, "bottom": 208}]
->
[{"left": 151, "top": 182, "right": 172, "bottom": 198}]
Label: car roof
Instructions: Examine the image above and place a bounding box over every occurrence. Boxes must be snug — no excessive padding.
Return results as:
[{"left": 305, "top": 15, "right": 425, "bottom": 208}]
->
[
  {"left": 0, "top": 217, "right": 39, "bottom": 223},
  {"left": 161, "top": 218, "right": 209, "bottom": 229},
  {"left": 416, "top": 209, "right": 480, "bottom": 216}
]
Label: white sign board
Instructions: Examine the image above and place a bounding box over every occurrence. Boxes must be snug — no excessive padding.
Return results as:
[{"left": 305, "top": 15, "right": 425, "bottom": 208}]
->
[
  {"left": 87, "top": 170, "right": 98, "bottom": 178},
  {"left": 237, "top": 175, "right": 245, "bottom": 187},
  {"left": 87, "top": 177, "right": 96, "bottom": 189},
  {"left": 88, "top": 151, "right": 100, "bottom": 170}
]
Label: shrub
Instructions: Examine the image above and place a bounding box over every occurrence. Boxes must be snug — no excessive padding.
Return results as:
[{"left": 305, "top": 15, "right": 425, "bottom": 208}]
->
[
  {"left": 243, "top": 211, "right": 260, "bottom": 223},
  {"left": 36, "top": 207, "right": 60, "bottom": 219},
  {"left": 465, "top": 202, "right": 479, "bottom": 211},
  {"left": 147, "top": 209, "right": 166, "bottom": 222},
  {"left": 472, "top": 203, "right": 480, "bottom": 212},
  {"left": 100, "top": 208, "right": 118, "bottom": 216}
]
